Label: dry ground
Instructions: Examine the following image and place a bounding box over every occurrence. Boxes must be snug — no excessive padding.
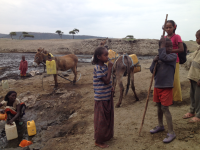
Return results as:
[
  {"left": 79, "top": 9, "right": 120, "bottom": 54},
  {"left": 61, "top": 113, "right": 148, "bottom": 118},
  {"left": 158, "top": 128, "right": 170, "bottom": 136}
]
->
[
  {"left": 1, "top": 59, "right": 200, "bottom": 150},
  {"left": 0, "top": 38, "right": 198, "bottom": 55}
]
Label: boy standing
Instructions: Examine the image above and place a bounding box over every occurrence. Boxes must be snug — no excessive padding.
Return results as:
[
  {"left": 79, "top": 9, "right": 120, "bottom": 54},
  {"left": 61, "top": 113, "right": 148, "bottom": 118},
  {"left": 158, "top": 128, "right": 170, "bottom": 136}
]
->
[
  {"left": 19, "top": 55, "right": 28, "bottom": 76},
  {"left": 150, "top": 37, "right": 177, "bottom": 143},
  {"left": 183, "top": 30, "right": 200, "bottom": 122}
]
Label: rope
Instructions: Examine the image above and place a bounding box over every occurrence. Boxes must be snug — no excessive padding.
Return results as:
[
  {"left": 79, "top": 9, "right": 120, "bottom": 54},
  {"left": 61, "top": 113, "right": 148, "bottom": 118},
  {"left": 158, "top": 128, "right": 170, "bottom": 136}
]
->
[
  {"left": 122, "top": 53, "right": 135, "bottom": 68},
  {"left": 58, "top": 73, "right": 81, "bottom": 83}
]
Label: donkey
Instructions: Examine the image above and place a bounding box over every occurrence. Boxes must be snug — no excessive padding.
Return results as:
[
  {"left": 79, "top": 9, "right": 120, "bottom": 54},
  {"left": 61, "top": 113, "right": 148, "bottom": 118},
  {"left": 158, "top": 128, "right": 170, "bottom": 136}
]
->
[
  {"left": 33, "top": 49, "right": 78, "bottom": 88},
  {"left": 112, "top": 55, "right": 139, "bottom": 107}
]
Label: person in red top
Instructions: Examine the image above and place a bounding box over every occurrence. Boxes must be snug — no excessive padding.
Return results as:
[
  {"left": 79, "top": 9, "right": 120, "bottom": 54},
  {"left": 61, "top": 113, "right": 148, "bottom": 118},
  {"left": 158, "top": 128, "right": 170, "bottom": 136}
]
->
[
  {"left": 164, "top": 20, "right": 184, "bottom": 102},
  {"left": 19, "top": 55, "right": 28, "bottom": 77}
]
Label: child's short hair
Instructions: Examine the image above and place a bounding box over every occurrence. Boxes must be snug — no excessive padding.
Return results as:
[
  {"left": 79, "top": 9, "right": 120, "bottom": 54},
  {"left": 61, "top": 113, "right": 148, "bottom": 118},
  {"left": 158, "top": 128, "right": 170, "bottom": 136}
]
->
[
  {"left": 92, "top": 47, "right": 106, "bottom": 64},
  {"left": 159, "top": 38, "right": 172, "bottom": 47},
  {"left": 196, "top": 30, "right": 200, "bottom": 37},
  {"left": 162, "top": 20, "right": 177, "bottom": 33}
]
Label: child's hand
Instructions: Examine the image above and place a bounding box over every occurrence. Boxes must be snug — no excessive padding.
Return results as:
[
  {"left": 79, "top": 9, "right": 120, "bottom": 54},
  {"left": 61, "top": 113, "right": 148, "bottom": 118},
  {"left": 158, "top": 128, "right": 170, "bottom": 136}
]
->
[
  {"left": 7, "top": 120, "right": 14, "bottom": 125},
  {"left": 153, "top": 55, "right": 159, "bottom": 62},
  {"left": 160, "top": 36, "right": 166, "bottom": 48},
  {"left": 108, "top": 61, "right": 113, "bottom": 69},
  {"left": 197, "top": 80, "right": 200, "bottom": 86},
  {"left": 111, "top": 86, "right": 115, "bottom": 92}
]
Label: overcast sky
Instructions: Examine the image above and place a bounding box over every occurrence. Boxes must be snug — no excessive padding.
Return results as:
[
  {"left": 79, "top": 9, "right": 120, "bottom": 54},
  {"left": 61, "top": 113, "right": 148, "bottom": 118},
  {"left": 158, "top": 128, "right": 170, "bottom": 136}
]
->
[{"left": 0, "top": 0, "right": 199, "bottom": 41}]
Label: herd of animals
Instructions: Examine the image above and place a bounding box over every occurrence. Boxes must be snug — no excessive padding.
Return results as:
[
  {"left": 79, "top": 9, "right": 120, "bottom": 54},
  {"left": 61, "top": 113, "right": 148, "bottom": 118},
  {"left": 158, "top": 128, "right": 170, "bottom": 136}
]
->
[{"left": 33, "top": 39, "right": 140, "bottom": 108}]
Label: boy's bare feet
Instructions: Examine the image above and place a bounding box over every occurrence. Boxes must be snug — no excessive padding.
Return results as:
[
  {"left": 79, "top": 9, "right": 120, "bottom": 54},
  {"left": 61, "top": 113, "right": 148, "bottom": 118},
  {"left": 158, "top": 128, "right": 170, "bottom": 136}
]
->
[{"left": 95, "top": 142, "right": 109, "bottom": 148}]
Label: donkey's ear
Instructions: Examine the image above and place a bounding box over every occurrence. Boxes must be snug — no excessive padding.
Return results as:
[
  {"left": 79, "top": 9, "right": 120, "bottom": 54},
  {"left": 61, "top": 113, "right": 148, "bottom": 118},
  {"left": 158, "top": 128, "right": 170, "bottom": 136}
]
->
[
  {"left": 37, "top": 49, "right": 43, "bottom": 53},
  {"left": 41, "top": 48, "right": 45, "bottom": 53}
]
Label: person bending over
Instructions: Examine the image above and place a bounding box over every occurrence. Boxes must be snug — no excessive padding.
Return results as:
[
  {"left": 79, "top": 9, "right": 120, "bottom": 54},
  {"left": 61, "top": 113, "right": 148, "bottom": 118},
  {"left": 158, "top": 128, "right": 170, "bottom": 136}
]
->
[{"left": 0, "top": 91, "right": 26, "bottom": 125}]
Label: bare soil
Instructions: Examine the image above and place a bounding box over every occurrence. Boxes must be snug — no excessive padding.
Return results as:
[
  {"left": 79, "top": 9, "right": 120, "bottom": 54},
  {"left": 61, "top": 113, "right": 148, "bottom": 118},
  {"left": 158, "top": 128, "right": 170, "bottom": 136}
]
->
[
  {"left": 0, "top": 39, "right": 198, "bottom": 55},
  {"left": 1, "top": 59, "right": 200, "bottom": 150}
]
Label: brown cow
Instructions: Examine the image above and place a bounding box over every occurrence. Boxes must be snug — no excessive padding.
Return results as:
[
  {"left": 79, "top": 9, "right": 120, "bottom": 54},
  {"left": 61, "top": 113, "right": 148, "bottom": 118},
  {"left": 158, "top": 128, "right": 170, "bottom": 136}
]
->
[
  {"left": 33, "top": 49, "right": 78, "bottom": 88},
  {"left": 112, "top": 55, "right": 139, "bottom": 108}
]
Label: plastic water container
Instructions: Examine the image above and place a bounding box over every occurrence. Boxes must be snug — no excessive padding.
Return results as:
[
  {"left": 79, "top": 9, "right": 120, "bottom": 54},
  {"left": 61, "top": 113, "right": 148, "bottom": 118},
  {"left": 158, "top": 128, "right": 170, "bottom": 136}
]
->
[
  {"left": 27, "top": 120, "right": 36, "bottom": 136},
  {"left": 5, "top": 122, "right": 18, "bottom": 140},
  {"left": 2, "top": 80, "right": 9, "bottom": 90},
  {"left": 129, "top": 54, "right": 141, "bottom": 73},
  {"left": 46, "top": 60, "right": 57, "bottom": 74},
  {"left": 0, "top": 113, "right": 7, "bottom": 121}
]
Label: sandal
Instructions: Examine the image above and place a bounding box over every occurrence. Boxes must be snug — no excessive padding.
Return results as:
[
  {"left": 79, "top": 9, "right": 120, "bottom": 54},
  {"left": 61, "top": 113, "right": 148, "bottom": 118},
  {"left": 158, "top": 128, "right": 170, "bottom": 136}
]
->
[
  {"left": 182, "top": 113, "right": 195, "bottom": 119},
  {"left": 189, "top": 117, "right": 200, "bottom": 123},
  {"left": 95, "top": 142, "right": 109, "bottom": 148}
]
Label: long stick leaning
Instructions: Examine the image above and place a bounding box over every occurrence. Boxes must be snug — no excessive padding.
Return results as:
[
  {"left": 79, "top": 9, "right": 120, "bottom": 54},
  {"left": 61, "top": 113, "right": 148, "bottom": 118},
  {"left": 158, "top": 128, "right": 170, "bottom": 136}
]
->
[{"left": 138, "top": 14, "right": 168, "bottom": 136}]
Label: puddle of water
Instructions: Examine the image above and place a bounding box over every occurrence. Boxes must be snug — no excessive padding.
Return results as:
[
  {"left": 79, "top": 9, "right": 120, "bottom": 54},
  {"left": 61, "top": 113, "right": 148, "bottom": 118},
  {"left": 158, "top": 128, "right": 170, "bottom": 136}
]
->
[
  {"left": 0, "top": 53, "right": 93, "bottom": 80},
  {"left": 0, "top": 53, "right": 154, "bottom": 81},
  {"left": 0, "top": 109, "right": 37, "bottom": 149},
  {"left": 0, "top": 120, "right": 33, "bottom": 149}
]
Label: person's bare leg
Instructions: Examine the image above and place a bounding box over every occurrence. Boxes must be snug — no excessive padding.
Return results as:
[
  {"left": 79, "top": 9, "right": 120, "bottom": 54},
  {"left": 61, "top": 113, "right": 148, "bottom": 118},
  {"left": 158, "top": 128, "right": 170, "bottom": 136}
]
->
[
  {"left": 157, "top": 102, "right": 163, "bottom": 127},
  {"left": 161, "top": 105, "right": 173, "bottom": 134}
]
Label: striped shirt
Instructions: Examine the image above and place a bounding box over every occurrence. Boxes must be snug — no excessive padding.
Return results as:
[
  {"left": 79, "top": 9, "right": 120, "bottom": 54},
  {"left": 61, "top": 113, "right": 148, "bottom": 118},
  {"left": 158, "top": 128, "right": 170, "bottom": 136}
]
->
[{"left": 93, "top": 65, "right": 112, "bottom": 101}]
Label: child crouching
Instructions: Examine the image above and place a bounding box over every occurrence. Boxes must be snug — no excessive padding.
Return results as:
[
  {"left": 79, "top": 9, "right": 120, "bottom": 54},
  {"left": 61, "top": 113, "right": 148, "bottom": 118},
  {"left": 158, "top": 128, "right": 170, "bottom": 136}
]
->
[{"left": 149, "top": 37, "right": 177, "bottom": 143}]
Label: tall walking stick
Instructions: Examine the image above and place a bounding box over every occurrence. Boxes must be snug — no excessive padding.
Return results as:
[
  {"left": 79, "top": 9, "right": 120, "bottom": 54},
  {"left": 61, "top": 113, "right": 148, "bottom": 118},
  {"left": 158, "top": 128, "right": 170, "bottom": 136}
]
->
[{"left": 138, "top": 14, "right": 168, "bottom": 136}]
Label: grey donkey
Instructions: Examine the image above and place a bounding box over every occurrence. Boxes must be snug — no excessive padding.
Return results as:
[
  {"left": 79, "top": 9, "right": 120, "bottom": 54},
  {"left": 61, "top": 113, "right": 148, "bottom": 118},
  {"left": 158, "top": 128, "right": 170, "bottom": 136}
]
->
[{"left": 112, "top": 55, "right": 139, "bottom": 108}]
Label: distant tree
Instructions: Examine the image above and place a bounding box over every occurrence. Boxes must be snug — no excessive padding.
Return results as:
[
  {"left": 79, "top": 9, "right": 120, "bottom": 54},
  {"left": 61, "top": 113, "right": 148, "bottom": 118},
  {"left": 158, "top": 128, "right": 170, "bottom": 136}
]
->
[
  {"left": 69, "top": 31, "right": 75, "bottom": 39},
  {"left": 69, "top": 28, "right": 79, "bottom": 39},
  {"left": 19, "top": 32, "right": 28, "bottom": 39},
  {"left": 21, "top": 34, "right": 34, "bottom": 40},
  {"left": 55, "top": 30, "right": 63, "bottom": 39},
  {"left": 73, "top": 28, "right": 79, "bottom": 34},
  {"left": 125, "top": 35, "right": 134, "bottom": 39},
  {"left": 9, "top": 32, "right": 16, "bottom": 40}
]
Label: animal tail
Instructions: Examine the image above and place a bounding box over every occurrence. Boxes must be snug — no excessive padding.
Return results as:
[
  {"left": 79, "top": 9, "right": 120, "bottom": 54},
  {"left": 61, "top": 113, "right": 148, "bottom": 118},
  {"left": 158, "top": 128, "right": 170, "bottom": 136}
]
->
[{"left": 125, "top": 56, "right": 131, "bottom": 96}]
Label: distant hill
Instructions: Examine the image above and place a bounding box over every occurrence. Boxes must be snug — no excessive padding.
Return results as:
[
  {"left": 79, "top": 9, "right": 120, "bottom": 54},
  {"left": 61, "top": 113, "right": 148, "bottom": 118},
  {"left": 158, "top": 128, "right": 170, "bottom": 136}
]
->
[{"left": 0, "top": 32, "right": 106, "bottom": 40}]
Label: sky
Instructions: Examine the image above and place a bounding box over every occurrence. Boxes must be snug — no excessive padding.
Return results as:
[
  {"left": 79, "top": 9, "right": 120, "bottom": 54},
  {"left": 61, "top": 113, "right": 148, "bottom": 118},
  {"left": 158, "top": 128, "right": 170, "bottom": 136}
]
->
[{"left": 0, "top": 0, "right": 199, "bottom": 41}]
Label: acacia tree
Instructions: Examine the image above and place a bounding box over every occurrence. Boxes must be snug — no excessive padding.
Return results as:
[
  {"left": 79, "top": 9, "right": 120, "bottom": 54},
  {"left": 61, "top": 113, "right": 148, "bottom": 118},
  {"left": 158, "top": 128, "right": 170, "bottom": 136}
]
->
[
  {"left": 69, "top": 31, "right": 75, "bottom": 39},
  {"left": 125, "top": 35, "right": 134, "bottom": 39},
  {"left": 19, "top": 32, "right": 28, "bottom": 39},
  {"left": 55, "top": 30, "right": 63, "bottom": 39},
  {"left": 21, "top": 34, "right": 34, "bottom": 40},
  {"left": 69, "top": 28, "right": 79, "bottom": 39},
  {"left": 9, "top": 32, "right": 16, "bottom": 40}
]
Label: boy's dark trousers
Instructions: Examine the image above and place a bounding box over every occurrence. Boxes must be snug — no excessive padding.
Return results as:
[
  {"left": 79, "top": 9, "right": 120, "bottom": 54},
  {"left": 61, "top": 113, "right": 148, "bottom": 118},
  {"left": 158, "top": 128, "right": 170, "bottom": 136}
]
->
[{"left": 190, "top": 80, "right": 200, "bottom": 118}]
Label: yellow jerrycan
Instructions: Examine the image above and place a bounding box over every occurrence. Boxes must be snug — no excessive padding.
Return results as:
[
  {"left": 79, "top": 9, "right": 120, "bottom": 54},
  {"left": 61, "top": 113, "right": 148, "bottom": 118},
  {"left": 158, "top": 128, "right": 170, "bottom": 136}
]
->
[
  {"left": 27, "top": 120, "right": 36, "bottom": 136},
  {"left": 129, "top": 54, "right": 141, "bottom": 73},
  {"left": 105, "top": 49, "right": 119, "bottom": 66},
  {"left": 5, "top": 122, "right": 18, "bottom": 140},
  {"left": 0, "top": 113, "right": 7, "bottom": 121},
  {"left": 46, "top": 60, "right": 57, "bottom": 74},
  {"left": 2, "top": 80, "right": 9, "bottom": 90}
]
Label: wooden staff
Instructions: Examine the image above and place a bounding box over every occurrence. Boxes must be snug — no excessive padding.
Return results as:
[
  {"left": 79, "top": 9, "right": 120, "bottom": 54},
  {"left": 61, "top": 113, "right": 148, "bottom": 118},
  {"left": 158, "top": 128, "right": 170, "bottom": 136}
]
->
[{"left": 138, "top": 14, "right": 168, "bottom": 136}]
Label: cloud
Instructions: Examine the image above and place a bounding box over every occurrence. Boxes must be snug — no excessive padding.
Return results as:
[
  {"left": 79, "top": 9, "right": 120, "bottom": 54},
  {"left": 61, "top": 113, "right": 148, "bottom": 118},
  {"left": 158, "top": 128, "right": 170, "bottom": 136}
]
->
[{"left": 0, "top": 0, "right": 199, "bottom": 40}]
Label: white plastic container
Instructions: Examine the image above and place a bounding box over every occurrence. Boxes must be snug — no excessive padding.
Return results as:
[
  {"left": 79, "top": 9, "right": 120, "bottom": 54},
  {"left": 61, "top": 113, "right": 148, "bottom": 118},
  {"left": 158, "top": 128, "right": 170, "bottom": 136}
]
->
[
  {"left": 2, "top": 80, "right": 9, "bottom": 90},
  {"left": 5, "top": 122, "right": 18, "bottom": 140}
]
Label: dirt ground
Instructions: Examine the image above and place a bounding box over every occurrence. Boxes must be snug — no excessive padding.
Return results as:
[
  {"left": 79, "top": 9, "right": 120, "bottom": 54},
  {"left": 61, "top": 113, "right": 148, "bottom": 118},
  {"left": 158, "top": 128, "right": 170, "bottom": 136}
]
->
[
  {"left": 0, "top": 38, "right": 198, "bottom": 56},
  {"left": 1, "top": 58, "right": 200, "bottom": 150}
]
